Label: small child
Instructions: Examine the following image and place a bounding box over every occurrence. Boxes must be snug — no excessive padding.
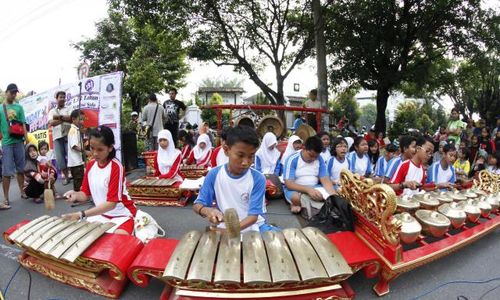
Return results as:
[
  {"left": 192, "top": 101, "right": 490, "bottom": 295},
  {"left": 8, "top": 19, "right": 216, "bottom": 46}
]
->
[
  {"left": 367, "top": 140, "right": 380, "bottom": 173},
  {"left": 210, "top": 128, "right": 229, "bottom": 167},
  {"left": 24, "top": 144, "right": 55, "bottom": 203},
  {"left": 317, "top": 131, "right": 332, "bottom": 164},
  {"left": 486, "top": 152, "right": 500, "bottom": 175},
  {"left": 37, "top": 141, "right": 52, "bottom": 174},
  {"left": 67, "top": 109, "right": 86, "bottom": 191},
  {"left": 193, "top": 126, "right": 275, "bottom": 233},
  {"left": 453, "top": 148, "right": 470, "bottom": 179},
  {"left": 187, "top": 133, "right": 212, "bottom": 167}
]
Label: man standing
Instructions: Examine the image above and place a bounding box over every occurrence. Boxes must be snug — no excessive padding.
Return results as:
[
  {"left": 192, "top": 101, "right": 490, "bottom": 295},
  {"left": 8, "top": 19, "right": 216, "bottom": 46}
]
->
[
  {"left": 142, "top": 93, "right": 164, "bottom": 151},
  {"left": 303, "top": 89, "right": 320, "bottom": 130},
  {"left": 1, "top": 84, "right": 28, "bottom": 209},
  {"left": 48, "top": 91, "right": 72, "bottom": 185},
  {"left": 163, "top": 88, "right": 186, "bottom": 147}
]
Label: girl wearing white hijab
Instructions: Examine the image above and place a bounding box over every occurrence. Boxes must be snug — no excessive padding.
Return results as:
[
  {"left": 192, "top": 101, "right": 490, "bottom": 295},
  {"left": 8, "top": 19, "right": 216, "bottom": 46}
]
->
[
  {"left": 153, "top": 130, "right": 183, "bottom": 183},
  {"left": 281, "top": 135, "right": 303, "bottom": 166},
  {"left": 187, "top": 133, "right": 213, "bottom": 167},
  {"left": 255, "top": 132, "right": 281, "bottom": 175}
]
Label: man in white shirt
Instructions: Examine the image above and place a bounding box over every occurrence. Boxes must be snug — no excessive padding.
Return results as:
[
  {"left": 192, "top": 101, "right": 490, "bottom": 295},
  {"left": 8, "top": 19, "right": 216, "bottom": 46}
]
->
[
  {"left": 303, "top": 89, "right": 320, "bottom": 129},
  {"left": 48, "top": 91, "right": 71, "bottom": 185}
]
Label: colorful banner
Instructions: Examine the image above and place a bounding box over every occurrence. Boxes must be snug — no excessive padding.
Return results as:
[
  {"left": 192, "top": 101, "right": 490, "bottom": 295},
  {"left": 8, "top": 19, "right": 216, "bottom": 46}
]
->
[{"left": 19, "top": 71, "right": 124, "bottom": 160}]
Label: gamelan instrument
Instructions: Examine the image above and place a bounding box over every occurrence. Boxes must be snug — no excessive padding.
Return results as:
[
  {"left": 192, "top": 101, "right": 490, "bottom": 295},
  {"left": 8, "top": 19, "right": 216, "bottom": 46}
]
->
[
  {"left": 128, "top": 227, "right": 362, "bottom": 299},
  {"left": 264, "top": 174, "right": 284, "bottom": 200},
  {"left": 4, "top": 216, "right": 144, "bottom": 299},
  {"left": 127, "top": 178, "right": 189, "bottom": 207},
  {"left": 256, "top": 115, "right": 285, "bottom": 138},
  {"left": 295, "top": 123, "right": 316, "bottom": 142},
  {"left": 179, "top": 165, "right": 209, "bottom": 179},
  {"left": 338, "top": 169, "right": 500, "bottom": 296}
]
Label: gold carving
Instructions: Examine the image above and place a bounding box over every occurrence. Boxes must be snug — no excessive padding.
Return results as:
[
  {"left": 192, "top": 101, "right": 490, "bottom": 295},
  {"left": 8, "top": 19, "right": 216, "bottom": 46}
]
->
[
  {"left": 20, "top": 255, "right": 117, "bottom": 298},
  {"left": 473, "top": 170, "right": 500, "bottom": 193},
  {"left": 339, "top": 170, "right": 401, "bottom": 246},
  {"left": 134, "top": 198, "right": 188, "bottom": 207},
  {"left": 76, "top": 256, "right": 124, "bottom": 280}
]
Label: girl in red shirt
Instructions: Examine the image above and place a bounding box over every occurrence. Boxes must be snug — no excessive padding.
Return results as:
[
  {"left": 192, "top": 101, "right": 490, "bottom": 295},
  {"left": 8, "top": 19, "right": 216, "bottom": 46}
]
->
[
  {"left": 187, "top": 133, "right": 213, "bottom": 167},
  {"left": 153, "top": 129, "right": 183, "bottom": 184}
]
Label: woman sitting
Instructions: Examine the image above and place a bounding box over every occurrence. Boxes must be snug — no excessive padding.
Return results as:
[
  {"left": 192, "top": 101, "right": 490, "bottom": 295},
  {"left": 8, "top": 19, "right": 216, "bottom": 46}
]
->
[
  {"left": 24, "top": 143, "right": 56, "bottom": 203},
  {"left": 63, "top": 126, "right": 137, "bottom": 235},
  {"left": 152, "top": 130, "right": 183, "bottom": 184},
  {"left": 187, "top": 133, "right": 213, "bottom": 167}
]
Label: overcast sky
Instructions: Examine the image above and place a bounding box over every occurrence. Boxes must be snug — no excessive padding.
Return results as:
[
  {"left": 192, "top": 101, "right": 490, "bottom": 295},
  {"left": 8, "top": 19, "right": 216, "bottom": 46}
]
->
[{"left": 0, "top": 0, "right": 497, "bottom": 103}]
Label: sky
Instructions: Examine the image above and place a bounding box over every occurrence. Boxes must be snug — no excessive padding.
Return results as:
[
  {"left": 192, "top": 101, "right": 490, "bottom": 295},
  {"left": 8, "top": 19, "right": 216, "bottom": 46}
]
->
[{"left": 0, "top": 0, "right": 497, "bottom": 104}]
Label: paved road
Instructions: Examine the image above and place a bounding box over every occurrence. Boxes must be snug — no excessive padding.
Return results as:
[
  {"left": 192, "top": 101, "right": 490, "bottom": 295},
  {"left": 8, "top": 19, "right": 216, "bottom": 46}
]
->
[{"left": 0, "top": 170, "right": 499, "bottom": 300}]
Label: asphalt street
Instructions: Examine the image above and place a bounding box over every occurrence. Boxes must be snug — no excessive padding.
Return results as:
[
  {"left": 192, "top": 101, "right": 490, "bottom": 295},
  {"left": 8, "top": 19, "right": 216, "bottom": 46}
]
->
[{"left": 0, "top": 170, "right": 499, "bottom": 300}]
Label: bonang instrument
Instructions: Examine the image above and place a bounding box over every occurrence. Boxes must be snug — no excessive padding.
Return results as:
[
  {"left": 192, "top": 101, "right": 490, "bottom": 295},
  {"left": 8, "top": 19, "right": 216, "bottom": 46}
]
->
[{"left": 127, "top": 177, "right": 188, "bottom": 207}]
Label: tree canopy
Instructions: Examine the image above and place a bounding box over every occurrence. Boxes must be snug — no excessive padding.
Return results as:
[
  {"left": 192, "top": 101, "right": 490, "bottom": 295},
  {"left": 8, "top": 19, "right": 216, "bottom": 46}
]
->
[
  {"left": 112, "top": 0, "right": 315, "bottom": 106},
  {"left": 325, "top": 0, "right": 484, "bottom": 133},
  {"left": 73, "top": 10, "right": 189, "bottom": 112},
  {"left": 329, "top": 88, "right": 361, "bottom": 127}
]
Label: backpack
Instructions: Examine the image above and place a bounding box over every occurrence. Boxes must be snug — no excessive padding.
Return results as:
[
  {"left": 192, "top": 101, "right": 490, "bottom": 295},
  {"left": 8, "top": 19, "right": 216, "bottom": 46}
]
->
[{"left": 307, "top": 195, "right": 355, "bottom": 234}]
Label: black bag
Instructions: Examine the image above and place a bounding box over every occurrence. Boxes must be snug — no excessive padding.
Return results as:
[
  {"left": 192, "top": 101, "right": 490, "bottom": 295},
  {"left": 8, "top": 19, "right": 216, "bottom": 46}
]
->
[{"left": 307, "top": 195, "right": 355, "bottom": 234}]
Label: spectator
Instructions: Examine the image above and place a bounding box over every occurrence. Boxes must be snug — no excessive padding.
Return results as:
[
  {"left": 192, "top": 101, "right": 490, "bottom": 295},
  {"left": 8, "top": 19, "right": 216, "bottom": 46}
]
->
[
  {"left": 463, "top": 118, "right": 475, "bottom": 142},
  {"left": 486, "top": 152, "right": 500, "bottom": 175},
  {"left": 141, "top": 93, "right": 165, "bottom": 151},
  {"left": 67, "top": 109, "right": 86, "bottom": 192},
  {"left": 23, "top": 144, "right": 56, "bottom": 203},
  {"left": 433, "top": 125, "right": 448, "bottom": 144},
  {"left": 479, "top": 126, "right": 496, "bottom": 154},
  {"left": 127, "top": 111, "right": 140, "bottom": 133},
  {"left": 469, "top": 135, "right": 480, "bottom": 164},
  {"left": 292, "top": 112, "right": 306, "bottom": 132},
  {"left": 163, "top": 88, "right": 186, "bottom": 147},
  {"left": 376, "top": 132, "right": 386, "bottom": 149},
  {"left": 491, "top": 117, "right": 500, "bottom": 139},
  {"left": 433, "top": 141, "right": 447, "bottom": 165},
  {"left": 454, "top": 148, "right": 470, "bottom": 180},
  {"left": 303, "top": 89, "right": 320, "bottom": 129},
  {"left": 364, "top": 128, "right": 376, "bottom": 143},
  {"left": 469, "top": 150, "right": 487, "bottom": 178},
  {"left": 446, "top": 108, "right": 466, "bottom": 146},
  {"left": 48, "top": 91, "right": 71, "bottom": 185},
  {"left": 178, "top": 130, "right": 195, "bottom": 161},
  {"left": 473, "top": 119, "right": 486, "bottom": 136},
  {"left": 367, "top": 140, "right": 380, "bottom": 173},
  {"left": 317, "top": 131, "right": 332, "bottom": 163},
  {"left": 1, "top": 84, "right": 28, "bottom": 210}
]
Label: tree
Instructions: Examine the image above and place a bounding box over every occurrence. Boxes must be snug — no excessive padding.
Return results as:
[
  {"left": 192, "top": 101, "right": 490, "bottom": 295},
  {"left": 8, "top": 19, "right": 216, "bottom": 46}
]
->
[
  {"left": 359, "top": 103, "right": 377, "bottom": 129},
  {"left": 114, "top": 0, "right": 315, "bottom": 106},
  {"left": 329, "top": 88, "right": 361, "bottom": 127},
  {"left": 325, "top": 0, "right": 482, "bottom": 134},
  {"left": 73, "top": 10, "right": 189, "bottom": 112},
  {"left": 388, "top": 100, "right": 446, "bottom": 140}
]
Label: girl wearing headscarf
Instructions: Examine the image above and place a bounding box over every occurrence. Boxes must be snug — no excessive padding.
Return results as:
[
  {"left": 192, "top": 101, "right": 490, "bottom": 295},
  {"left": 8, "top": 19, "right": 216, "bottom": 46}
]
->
[
  {"left": 210, "top": 128, "right": 229, "bottom": 167},
  {"left": 281, "top": 135, "right": 303, "bottom": 166},
  {"left": 255, "top": 132, "right": 282, "bottom": 176},
  {"left": 24, "top": 143, "right": 56, "bottom": 203},
  {"left": 187, "top": 133, "right": 213, "bottom": 167},
  {"left": 153, "top": 129, "right": 183, "bottom": 183}
]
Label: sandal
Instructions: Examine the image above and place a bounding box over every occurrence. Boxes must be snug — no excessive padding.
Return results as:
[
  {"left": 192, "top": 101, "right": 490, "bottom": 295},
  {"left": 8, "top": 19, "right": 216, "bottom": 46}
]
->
[
  {"left": 290, "top": 205, "right": 302, "bottom": 214},
  {"left": 0, "top": 202, "right": 11, "bottom": 210},
  {"left": 33, "top": 198, "right": 43, "bottom": 204}
]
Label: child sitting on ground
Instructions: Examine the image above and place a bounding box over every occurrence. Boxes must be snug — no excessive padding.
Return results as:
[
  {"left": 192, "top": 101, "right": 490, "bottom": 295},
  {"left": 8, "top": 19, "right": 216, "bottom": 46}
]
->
[
  {"left": 317, "top": 131, "right": 332, "bottom": 164},
  {"left": 24, "top": 144, "right": 56, "bottom": 203},
  {"left": 193, "top": 125, "right": 277, "bottom": 233},
  {"left": 210, "top": 128, "right": 229, "bottom": 167},
  {"left": 347, "top": 137, "right": 372, "bottom": 177},
  {"left": 153, "top": 129, "right": 183, "bottom": 184},
  {"left": 327, "top": 137, "right": 349, "bottom": 190},
  {"left": 255, "top": 132, "right": 282, "bottom": 176},
  {"left": 187, "top": 133, "right": 213, "bottom": 167}
]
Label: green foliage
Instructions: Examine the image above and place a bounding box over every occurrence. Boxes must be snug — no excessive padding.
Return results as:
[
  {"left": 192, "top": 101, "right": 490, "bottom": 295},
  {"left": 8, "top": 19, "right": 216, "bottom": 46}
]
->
[
  {"left": 201, "top": 93, "right": 230, "bottom": 127},
  {"left": 388, "top": 100, "right": 446, "bottom": 140},
  {"left": 73, "top": 9, "right": 188, "bottom": 114},
  {"left": 359, "top": 103, "right": 377, "bottom": 129},
  {"left": 325, "top": 0, "right": 483, "bottom": 133},
  {"left": 114, "top": 0, "right": 315, "bottom": 106},
  {"left": 329, "top": 88, "right": 361, "bottom": 127}
]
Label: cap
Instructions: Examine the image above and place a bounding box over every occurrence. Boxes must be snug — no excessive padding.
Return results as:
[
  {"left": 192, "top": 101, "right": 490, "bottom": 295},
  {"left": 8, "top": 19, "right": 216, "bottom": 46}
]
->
[
  {"left": 6, "top": 83, "right": 18, "bottom": 93},
  {"left": 130, "top": 111, "right": 138, "bottom": 116}
]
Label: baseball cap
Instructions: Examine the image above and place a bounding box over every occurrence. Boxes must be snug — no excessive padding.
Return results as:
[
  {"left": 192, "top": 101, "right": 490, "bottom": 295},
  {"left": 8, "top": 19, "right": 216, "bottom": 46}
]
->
[{"left": 6, "top": 83, "right": 19, "bottom": 93}]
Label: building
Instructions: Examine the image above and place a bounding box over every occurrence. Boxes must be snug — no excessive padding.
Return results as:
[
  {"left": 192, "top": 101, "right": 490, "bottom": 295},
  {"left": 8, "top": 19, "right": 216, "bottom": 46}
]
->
[{"left": 198, "top": 87, "right": 245, "bottom": 105}]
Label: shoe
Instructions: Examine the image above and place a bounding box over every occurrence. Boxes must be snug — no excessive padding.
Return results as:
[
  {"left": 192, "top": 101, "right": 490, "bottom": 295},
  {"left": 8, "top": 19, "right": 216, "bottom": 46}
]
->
[
  {"left": 63, "top": 178, "right": 70, "bottom": 185},
  {"left": 21, "top": 193, "right": 28, "bottom": 199},
  {"left": 0, "top": 202, "right": 10, "bottom": 210}
]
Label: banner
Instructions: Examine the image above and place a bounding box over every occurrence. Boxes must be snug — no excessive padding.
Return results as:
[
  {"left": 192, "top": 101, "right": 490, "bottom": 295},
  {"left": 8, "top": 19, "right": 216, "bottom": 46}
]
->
[{"left": 19, "top": 71, "right": 124, "bottom": 160}]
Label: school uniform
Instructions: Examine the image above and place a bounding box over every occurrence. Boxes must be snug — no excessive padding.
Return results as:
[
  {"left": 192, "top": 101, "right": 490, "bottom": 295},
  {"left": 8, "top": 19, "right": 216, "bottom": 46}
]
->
[
  {"left": 81, "top": 158, "right": 137, "bottom": 234},
  {"left": 384, "top": 155, "right": 403, "bottom": 180},
  {"left": 347, "top": 151, "right": 372, "bottom": 177},
  {"left": 210, "top": 146, "right": 229, "bottom": 167},
  {"left": 320, "top": 149, "right": 332, "bottom": 164},
  {"left": 390, "top": 160, "right": 425, "bottom": 196},
  {"left": 282, "top": 151, "right": 328, "bottom": 203},
  {"left": 427, "top": 161, "right": 456, "bottom": 188},
  {"left": 194, "top": 165, "right": 266, "bottom": 233},
  {"left": 255, "top": 132, "right": 282, "bottom": 176},
  {"left": 186, "top": 134, "right": 212, "bottom": 167},
  {"left": 327, "top": 156, "right": 349, "bottom": 189},
  {"left": 374, "top": 156, "right": 390, "bottom": 177}
]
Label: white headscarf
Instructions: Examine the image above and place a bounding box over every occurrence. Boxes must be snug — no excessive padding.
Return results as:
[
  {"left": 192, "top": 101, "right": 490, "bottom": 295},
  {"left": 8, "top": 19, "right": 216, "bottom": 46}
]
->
[
  {"left": 193, "top": 133, "right": 212, "bottom": 161},
  {"left": 345, "top": 137, "right": 354, "bottom": 151},
  {"left": 282, "top": 135, "right": 302, "bottom": 164},
  {"left": 157, "top": 130, "right": 181, "bottom": 174},
  {"left": 256, "top": 132, "right": 280, "bottom": 174}
]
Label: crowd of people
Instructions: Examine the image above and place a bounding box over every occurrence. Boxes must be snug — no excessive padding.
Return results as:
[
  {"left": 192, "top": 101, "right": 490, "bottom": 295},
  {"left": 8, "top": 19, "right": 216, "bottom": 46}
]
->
[{"left": 2, "top": 81, "right": 500, "bottom": 235}]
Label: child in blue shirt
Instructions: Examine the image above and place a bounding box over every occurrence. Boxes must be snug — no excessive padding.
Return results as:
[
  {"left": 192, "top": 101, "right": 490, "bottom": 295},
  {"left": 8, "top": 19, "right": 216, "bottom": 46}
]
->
[{"left": 193, "top": 126, "right": 270, "bottom": 233}]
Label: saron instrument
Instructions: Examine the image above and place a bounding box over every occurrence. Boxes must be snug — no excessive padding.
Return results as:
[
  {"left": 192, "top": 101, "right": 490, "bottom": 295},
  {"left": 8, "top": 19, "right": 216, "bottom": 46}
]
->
[
  {"left": 4, "top": 216, "right": 144, "bottom": 299},
  {"left": 180, "top": 165, "right": 209, "bottom": 179},
  {"left": 127, "top": 178, "right": 188, "bottom": 207}
]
